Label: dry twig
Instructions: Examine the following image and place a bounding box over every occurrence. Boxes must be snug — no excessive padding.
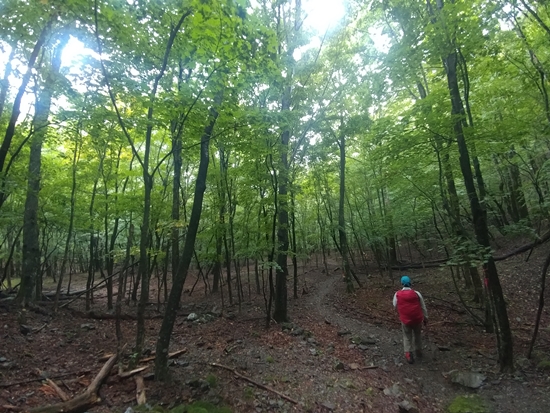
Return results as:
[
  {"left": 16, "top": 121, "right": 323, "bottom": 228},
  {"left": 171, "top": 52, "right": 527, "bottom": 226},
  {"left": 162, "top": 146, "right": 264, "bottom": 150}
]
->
[{"left": 210, "top": 362, "right": 299, "bottom": 405}]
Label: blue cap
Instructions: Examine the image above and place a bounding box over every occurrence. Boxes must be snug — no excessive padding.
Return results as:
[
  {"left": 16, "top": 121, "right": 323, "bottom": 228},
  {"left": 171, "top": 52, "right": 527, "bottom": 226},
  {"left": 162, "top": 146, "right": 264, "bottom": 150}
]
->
[{"left": 401, "top": 276, "right": 411, "bottom": 286}]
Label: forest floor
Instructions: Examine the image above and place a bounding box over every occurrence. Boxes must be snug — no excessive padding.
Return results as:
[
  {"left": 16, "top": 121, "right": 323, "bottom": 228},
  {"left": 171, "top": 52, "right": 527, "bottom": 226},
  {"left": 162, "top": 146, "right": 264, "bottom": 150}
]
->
[{"left": 1, "top": 240, "right": 550, "bottom": 413}]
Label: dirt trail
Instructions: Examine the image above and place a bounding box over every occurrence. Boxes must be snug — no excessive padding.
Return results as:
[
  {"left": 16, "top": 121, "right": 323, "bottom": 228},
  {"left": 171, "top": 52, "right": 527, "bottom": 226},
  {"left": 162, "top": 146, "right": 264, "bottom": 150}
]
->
[
  {"left": 299, "top": 269, "right": 549, "bottom": 413},
  {"left": 303, "top": 272, "right": 458, "bottom": 402}
]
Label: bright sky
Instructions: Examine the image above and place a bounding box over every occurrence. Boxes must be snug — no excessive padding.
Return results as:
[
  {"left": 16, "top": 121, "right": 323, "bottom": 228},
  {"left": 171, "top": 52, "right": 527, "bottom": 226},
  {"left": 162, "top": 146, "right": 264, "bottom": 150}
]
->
[
  {"left": 303, "top": 0, "right": 347, "bottom": 33},
  {"left": 294, "top": 0, "right": 347, "bottom": 60},
  {"left": 0, "top": 0, "right": 350, "bottom": 114}
]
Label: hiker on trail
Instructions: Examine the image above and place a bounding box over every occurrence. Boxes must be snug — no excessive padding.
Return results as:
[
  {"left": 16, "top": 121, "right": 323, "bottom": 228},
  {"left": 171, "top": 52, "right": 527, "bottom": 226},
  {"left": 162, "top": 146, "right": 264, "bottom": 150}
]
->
[{"left": 393, "top": 275, "right": 428, "bottom": 364}]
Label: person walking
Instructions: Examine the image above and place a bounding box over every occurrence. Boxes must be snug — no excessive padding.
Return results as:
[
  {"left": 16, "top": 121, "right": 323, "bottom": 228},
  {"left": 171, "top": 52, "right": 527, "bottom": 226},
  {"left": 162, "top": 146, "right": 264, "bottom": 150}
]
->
[{"left": 393, "top": 275, "right": 428, "bottom": 364}]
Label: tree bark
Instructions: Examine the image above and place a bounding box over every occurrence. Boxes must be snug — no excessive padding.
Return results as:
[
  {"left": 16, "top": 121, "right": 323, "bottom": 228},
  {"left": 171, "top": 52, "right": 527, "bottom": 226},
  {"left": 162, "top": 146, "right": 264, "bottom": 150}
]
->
[
  {"left": 154, "top": 92, "right": 222, "bottom": 381},
  {"left": 443, "top": 49, "right": 514, "bottom": 372},
  {"left": 337, "top": 131, "right": 354, "bottom": 293},
  {"left": 17, "top": 33, "right": 67, "bottom": 305},
  {"left": 135, "top": 9, "right": 192, "bottom": 358},
  {"left": 0, "top": 20, "right": 51, "bottom": 176}
]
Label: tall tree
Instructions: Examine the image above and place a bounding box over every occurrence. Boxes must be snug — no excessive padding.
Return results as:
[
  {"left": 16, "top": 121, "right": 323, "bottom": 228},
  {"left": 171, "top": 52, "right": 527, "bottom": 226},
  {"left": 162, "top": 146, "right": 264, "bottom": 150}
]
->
[{"left": 17, "top": 33, "right": 68, "bottom": 304}]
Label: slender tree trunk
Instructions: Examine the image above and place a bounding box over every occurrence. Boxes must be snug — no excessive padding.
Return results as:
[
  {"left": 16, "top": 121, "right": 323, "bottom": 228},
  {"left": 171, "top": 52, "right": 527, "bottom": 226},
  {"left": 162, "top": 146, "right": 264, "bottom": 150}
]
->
[
  {"left": 171, "top": 117, "right": 182, "bottom": 284},
  {"left": 86, "top": 161, "right": 102, "bottom": 311},
  {"left": 290, "top": 190, "right": 298, "bottom": 299},
  {"left": 135, "top": 10, "right": 191, "bottom": 358},
  {"left": 527, "top": 248, "right": 550, "bottom": 358},
  {"left": 0, "top": 20, "right": 51, "bottom": 177},
  {"left": 273, "top": 87, "right": 290, "bottom": 322},
  {"left": 55, "top": 137, "right": 82, "bottom": 310},
  {"left": 154, "top": 92, "right": 222, "bottom": 381},
  {"left": 337, "top": 132, "right": 355, "bottom": 293}
]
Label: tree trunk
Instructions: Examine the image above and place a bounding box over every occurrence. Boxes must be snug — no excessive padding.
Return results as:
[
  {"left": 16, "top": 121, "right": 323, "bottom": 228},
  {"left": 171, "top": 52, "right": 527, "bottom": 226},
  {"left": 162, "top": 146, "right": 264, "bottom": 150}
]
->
[
  {"left": 0, "top": 20, "right": 51, "bottom": 177},
  {"left": 135, "top": 10, "right": 191, "bottom": 357},
  {"left": 290, "top": 190, "right": 298, "bottom": 299},
  {"left": 337, "top": 131, "right": 355, "bottom": 293},
  {"left": 273, "top": 87, "right": 290, "bottom": 323},
  {"left": 16, "top": 33, "right": 66, "bottom": 305},
  {"left": 171, "top": 111, "right": 183, "bottom": 285},
  {"left": 55, "top": 137, "right": 81, "bottom": 310},
  {"left": 154, "top": 92, "right": 222, "bottom": 381},
  {"left": 443, "top": 49, "right": 514, "bottom": 372}
]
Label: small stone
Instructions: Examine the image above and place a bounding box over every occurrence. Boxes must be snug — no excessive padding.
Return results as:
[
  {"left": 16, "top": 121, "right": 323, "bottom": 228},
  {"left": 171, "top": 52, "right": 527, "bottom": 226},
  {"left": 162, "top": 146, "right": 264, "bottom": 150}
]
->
[
  {"left": 321, "top": 402, "right": 335, "bottom": 411},
  {"left": 281, "top": 323, "right": 293, "bottom": 331},
  {"left": 450, "top": 371, "right": 486, "bottom": 389},
  {"left": 335, "top": 361, "right": 345, "bottom": 370},
  {"left": 291, "top": 328, "right": 304, "bottom": 336},
  {"left": 398, "top": 400, "right": 419, "bottom": 413},
  {"left": 337, "top": 330, "right": 351, "bottom": 336},
  {"left": 80, "top": 323, "right": 95, "bottom": 331},
  {"left": 383, "top": 383, "right": 402, "bottom": 397},
  {"left": 360, "top": 337, "right": 377, "bottom": 345}
]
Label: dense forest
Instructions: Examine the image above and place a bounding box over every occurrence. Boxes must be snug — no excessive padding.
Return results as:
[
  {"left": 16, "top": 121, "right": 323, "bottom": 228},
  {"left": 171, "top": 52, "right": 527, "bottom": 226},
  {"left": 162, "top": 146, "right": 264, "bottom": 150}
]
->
[{"left": 1, "top": 0, "right": 550, "bottom": 389}]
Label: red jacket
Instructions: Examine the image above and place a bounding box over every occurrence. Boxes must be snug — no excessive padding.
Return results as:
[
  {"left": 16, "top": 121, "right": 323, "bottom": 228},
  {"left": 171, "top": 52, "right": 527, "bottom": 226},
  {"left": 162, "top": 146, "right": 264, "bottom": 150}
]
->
[{"left": 395, "top": 289, "right": 424, "bottom": 325}]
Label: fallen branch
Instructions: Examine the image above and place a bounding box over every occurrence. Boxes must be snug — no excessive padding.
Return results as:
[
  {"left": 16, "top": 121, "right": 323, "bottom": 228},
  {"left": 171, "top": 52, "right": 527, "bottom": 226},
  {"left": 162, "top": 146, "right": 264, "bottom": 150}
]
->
[
  {"left": 1, "top": 405, "right": 21, "bottom": 412},
  {"left": 45, "top": 379, "right": 70, "bottom": 402},
  {"left": 34, "top": 323, "right": 48, "bottom": 333},
  {"left": 135, "top": 376, "right": 146, "bottom": 405},
  {"left": 67, "top": 309, "right": 163, "bottom": 320},
  {"left": 140, "top": 348, "right": 187, "bottom": 363},
  {"left": 118, "top": 366, "right": 148, "bottom": 379},
  {"left": 0, "top": 370, "right": 91, "bottom": 389},
  {"left": 210, "top": 362, "right": 298, "bottom": 405},
  {"left": 29, "top": 353, "right": 118, "bottom": 413},
  {"left": 59, "top": 262, "right": 139, "bottom": 309}
]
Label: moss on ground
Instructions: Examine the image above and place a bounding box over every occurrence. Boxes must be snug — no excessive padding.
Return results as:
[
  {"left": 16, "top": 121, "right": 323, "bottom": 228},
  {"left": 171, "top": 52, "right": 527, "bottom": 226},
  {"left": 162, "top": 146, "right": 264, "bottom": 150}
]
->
[{"left": 447, "top": 394, "right": 488, "bottom": 413}]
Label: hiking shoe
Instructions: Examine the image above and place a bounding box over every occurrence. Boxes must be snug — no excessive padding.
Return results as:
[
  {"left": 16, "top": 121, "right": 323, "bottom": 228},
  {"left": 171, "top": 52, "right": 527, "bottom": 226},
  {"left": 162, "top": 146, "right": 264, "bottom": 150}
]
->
[{"left": 405, "top": 352, "right": 414, "bottom": 364}]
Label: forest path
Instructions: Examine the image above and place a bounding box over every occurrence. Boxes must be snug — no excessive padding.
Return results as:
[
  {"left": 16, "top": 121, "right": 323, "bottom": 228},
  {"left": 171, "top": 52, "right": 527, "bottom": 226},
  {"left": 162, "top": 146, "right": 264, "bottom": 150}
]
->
[
  {"left": 301, "top": 269, "right": 456, "bottom": 403},
  {"left": 295, "top": 264, "right": 549, "bottom": 413}
]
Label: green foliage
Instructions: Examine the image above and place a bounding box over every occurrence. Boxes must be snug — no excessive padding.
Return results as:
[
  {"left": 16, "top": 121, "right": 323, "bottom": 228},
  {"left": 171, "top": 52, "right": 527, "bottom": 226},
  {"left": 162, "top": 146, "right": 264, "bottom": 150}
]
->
[
  {"left": 206, "top": 373, "right": 218, "bottom": 388},
  {"left": 447, "top": 395, "right": 488, "bottom": 413},
  {"left": 243, "top": 386, "right": 255, "bottom": 400},
  {"left": 536, "top": 359, "right": 550, "bottom": 371}
]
